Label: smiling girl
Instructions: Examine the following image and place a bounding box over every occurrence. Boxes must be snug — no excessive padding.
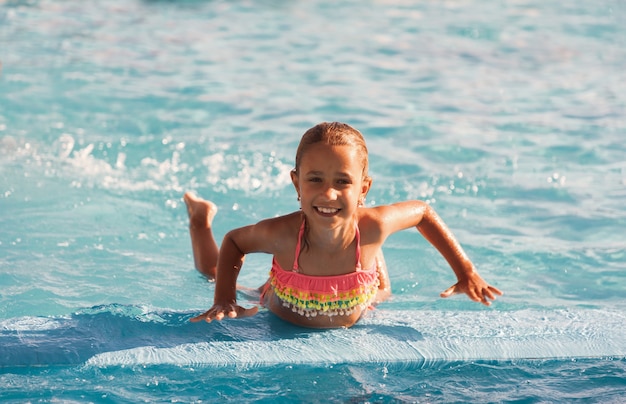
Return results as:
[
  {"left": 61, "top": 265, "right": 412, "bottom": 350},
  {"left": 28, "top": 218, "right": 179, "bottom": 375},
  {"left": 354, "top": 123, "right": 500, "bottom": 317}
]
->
[{"left": 185, "top": 122, "right": 502, "bottom": 329}]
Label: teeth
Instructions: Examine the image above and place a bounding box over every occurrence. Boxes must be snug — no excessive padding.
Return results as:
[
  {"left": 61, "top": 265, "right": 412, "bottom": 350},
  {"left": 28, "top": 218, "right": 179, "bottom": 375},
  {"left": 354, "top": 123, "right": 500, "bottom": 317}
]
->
[{"left": 317, "top": 207, "right": 339, "bottom": 214}]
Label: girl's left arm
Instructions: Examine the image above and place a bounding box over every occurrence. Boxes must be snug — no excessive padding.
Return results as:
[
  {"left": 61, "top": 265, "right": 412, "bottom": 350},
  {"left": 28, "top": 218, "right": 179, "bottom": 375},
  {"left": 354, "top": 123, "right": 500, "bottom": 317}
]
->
[{"left": 378, "top": 201, "right": 503, "bottom": 306}]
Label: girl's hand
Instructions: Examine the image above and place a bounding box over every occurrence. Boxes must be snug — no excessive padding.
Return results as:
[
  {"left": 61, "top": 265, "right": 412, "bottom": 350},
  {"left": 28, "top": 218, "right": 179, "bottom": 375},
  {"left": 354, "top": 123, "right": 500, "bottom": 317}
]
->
[
  {"left": 190, "top": 303, "right": 259, "bottom": 323},
  {"left": 440, "top": 271, "right": 503, "bottom": 306}
]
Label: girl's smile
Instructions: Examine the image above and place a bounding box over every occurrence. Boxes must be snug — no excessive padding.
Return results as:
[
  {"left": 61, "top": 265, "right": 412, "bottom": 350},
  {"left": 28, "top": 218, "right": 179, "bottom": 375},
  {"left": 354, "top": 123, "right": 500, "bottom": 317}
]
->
[{"left": 315, "top": 206, "right": 340, "bottom": 215}]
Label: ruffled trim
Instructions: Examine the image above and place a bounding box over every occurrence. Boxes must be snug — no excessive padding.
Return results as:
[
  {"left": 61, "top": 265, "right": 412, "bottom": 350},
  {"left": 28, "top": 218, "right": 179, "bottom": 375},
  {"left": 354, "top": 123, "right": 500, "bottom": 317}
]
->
[{"left": 269, "top": 262, "right": 380, "bottom": 317}]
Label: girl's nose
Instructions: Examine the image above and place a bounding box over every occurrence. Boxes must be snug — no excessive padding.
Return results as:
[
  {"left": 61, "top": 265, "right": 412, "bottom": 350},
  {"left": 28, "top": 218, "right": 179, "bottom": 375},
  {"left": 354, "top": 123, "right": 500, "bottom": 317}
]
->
[{"left": 322, "top": 185, "right": 337, "bottom": 200}]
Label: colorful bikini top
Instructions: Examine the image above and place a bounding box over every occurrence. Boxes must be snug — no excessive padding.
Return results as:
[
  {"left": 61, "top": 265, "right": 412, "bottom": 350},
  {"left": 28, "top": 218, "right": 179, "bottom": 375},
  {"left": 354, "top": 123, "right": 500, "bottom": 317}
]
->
[{"left": 269, "top": 219, "right": 380, "bottom": 317}]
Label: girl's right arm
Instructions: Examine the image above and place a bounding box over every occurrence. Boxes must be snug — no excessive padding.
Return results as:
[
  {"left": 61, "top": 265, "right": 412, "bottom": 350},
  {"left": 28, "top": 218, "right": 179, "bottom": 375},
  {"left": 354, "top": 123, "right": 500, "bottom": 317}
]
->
[
  {"left": 190, "top": 226, "right": 259, "bottom": 322},
  {"left": 190, "top": 215, "right": 293, "bottom": 323}
]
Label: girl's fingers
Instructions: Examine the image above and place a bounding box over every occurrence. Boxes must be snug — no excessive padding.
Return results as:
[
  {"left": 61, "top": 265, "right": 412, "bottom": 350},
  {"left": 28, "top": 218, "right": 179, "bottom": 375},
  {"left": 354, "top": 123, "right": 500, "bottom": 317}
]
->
[
  {"left": 483, "top": 286, "right": 503, "bottom": 301},
  {"left": 441, "top": 282, "right": 502, "bottom": 306},
  {"left": 226, "top": 306, "right": 258, "bottom": 318},
  {"left": 189, "top": 310, "right": 212, "bottom": 323},
  {"left": 190, "top": 305, "right": 258, "bottom": 323},
  {"left": 440, "top": 284, "right": 458, "bottom": 298},
  {"left": 484, "top": 288, "right": 496, "bottom": 301}
]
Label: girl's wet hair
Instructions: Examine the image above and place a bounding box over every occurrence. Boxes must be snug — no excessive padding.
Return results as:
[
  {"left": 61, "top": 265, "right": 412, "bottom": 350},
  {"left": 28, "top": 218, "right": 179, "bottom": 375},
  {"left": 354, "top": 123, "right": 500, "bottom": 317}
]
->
[{"left": 294, "top": 122, "right": 370, "bottom": 179}]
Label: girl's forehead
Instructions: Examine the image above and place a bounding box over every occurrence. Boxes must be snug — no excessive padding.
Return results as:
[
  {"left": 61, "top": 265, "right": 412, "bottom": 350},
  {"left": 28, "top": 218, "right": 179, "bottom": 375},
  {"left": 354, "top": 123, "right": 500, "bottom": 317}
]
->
[
  {"left": 301, "top": 143, "right": 357, "bottom": 160},
  {"left": 299, "top": 144, "right": 363, "bottom": 171}
]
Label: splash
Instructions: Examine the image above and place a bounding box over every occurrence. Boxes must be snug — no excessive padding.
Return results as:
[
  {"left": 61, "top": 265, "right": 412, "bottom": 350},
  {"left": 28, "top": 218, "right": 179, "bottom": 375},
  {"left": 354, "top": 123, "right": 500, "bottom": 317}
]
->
[{"left": 1, "top": 134, "right": 293, "bottom": 195}]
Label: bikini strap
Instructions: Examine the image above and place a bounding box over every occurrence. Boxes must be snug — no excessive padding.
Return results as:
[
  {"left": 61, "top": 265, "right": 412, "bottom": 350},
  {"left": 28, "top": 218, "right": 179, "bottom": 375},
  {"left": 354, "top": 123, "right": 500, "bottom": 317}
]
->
[
  {"left": 293, "top": 219, "right": 363, "bottom": 271},
  {"left": 354, "top": 222, "right": 363, "bottom": 271},
  {"left": 292, "top": 219, "right": 306, "bottom": 271}
]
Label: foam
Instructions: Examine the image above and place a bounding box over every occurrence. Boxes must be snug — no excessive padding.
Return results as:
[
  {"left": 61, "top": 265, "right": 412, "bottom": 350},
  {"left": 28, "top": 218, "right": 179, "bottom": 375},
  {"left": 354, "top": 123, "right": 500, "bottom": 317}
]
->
[{"left": 80, "top": 308, "right": 625, "bottom": 367}]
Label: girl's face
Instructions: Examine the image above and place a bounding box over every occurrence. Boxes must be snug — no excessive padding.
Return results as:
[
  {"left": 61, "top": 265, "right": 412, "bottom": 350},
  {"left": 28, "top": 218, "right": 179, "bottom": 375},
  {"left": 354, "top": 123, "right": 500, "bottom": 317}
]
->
[{"left": 291, "top": 143, "right": 371, "bottom": 226}]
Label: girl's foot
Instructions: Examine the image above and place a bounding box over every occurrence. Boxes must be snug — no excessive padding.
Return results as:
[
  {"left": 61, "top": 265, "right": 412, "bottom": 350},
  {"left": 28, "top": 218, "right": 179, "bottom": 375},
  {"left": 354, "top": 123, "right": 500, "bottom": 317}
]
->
[{"left": 184, "top": 192, "right": 218, "bottom": 229}]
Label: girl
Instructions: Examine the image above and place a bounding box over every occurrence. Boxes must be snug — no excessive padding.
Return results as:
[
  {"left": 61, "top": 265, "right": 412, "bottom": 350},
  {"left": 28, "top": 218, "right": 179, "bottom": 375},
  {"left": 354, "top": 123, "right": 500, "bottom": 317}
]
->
[{"left": 185, "top": 122, "right": 502, "bottom": 329}]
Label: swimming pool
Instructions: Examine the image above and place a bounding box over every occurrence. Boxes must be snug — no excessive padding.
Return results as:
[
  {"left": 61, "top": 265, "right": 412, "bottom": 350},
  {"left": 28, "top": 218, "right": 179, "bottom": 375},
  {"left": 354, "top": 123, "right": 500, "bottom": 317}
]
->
[{"left": 1, "top": 0, "right": 625, "bottom": 401}]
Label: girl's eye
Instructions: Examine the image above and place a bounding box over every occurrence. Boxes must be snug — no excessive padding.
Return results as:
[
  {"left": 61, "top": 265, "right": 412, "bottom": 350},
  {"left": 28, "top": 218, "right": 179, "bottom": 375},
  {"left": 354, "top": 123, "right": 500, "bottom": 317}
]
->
[{"left": 308, "top": 177, "right": 322, "bottom": 182}]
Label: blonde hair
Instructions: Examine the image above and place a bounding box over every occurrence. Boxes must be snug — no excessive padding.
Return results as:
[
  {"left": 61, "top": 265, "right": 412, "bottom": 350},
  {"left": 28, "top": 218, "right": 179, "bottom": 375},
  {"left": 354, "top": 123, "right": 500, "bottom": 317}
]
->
[{"left": 294, "top": 122, "right": 370, "bottom": 179}]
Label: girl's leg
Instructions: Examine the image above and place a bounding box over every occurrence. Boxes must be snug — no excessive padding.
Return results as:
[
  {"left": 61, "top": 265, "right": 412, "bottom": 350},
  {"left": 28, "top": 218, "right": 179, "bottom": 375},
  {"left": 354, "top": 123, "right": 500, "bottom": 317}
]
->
[{"left": 184, "top": 192, "right": 219, "bottom": 279}]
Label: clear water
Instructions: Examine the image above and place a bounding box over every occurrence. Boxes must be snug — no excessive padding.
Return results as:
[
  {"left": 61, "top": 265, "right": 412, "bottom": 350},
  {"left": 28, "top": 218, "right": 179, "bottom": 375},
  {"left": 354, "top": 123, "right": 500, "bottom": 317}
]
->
[{"left": 1, "top": 0, "right": 625, "bottom": 402}]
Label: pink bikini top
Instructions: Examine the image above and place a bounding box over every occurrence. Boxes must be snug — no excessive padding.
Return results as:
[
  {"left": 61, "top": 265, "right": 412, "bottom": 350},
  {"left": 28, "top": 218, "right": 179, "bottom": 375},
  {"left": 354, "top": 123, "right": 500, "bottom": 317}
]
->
[{"left": 267, "top": 220, "right": 380, "bottom": 317}]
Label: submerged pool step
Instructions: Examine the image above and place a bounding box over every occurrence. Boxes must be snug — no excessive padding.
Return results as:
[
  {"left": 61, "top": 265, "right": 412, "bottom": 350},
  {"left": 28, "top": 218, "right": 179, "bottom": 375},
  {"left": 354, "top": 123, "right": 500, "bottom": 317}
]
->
[{"left": 2, "top": 307, "right": 624, "bottom": 368}]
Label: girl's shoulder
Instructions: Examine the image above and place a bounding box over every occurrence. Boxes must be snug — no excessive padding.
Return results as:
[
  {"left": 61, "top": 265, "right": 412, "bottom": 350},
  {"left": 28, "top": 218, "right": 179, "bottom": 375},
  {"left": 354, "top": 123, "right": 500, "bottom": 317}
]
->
[
  {"left": 230, "top": 211, "right": 302, "bottom": 255},
  {"left": 256, "top": 210, "right": 302, "bottom": 230},
  {"left": 252, "top": 211, "right": 302, "bottom": 242},
  {"left": 357, "top": 204, "right": 391, "bottom": 224},
  {"left": 359, "top": 200, "right": 428, "bottom": 221},
  {"left": 357, "top": 201, "right": 427, "bottom": 239},
  {"left": 356, "top": 207, "right": 387, "bottom": 242}
]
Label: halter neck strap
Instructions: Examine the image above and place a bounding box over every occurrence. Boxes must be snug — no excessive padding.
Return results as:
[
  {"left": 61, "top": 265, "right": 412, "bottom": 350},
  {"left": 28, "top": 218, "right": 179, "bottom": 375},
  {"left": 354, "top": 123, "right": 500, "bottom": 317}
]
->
[{"left": 292, "top": 219, "right": 362, "bottom": 272}]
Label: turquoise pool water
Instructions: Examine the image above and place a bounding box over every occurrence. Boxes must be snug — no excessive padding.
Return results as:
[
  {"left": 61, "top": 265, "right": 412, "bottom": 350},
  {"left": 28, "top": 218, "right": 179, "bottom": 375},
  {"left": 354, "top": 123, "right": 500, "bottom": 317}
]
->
[{"left": 1, "top": 0, "right": 625, "bottom": 402}]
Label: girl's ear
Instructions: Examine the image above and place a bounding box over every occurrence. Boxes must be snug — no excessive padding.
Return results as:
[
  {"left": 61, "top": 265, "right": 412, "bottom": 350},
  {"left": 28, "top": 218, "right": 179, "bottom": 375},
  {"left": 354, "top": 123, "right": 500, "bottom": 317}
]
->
[
  {"left": 290, "top": 169, "right": 300, "bottom": 197},
  {"left": 361, "top": 176, "right": 372, "bottom": 199}
]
